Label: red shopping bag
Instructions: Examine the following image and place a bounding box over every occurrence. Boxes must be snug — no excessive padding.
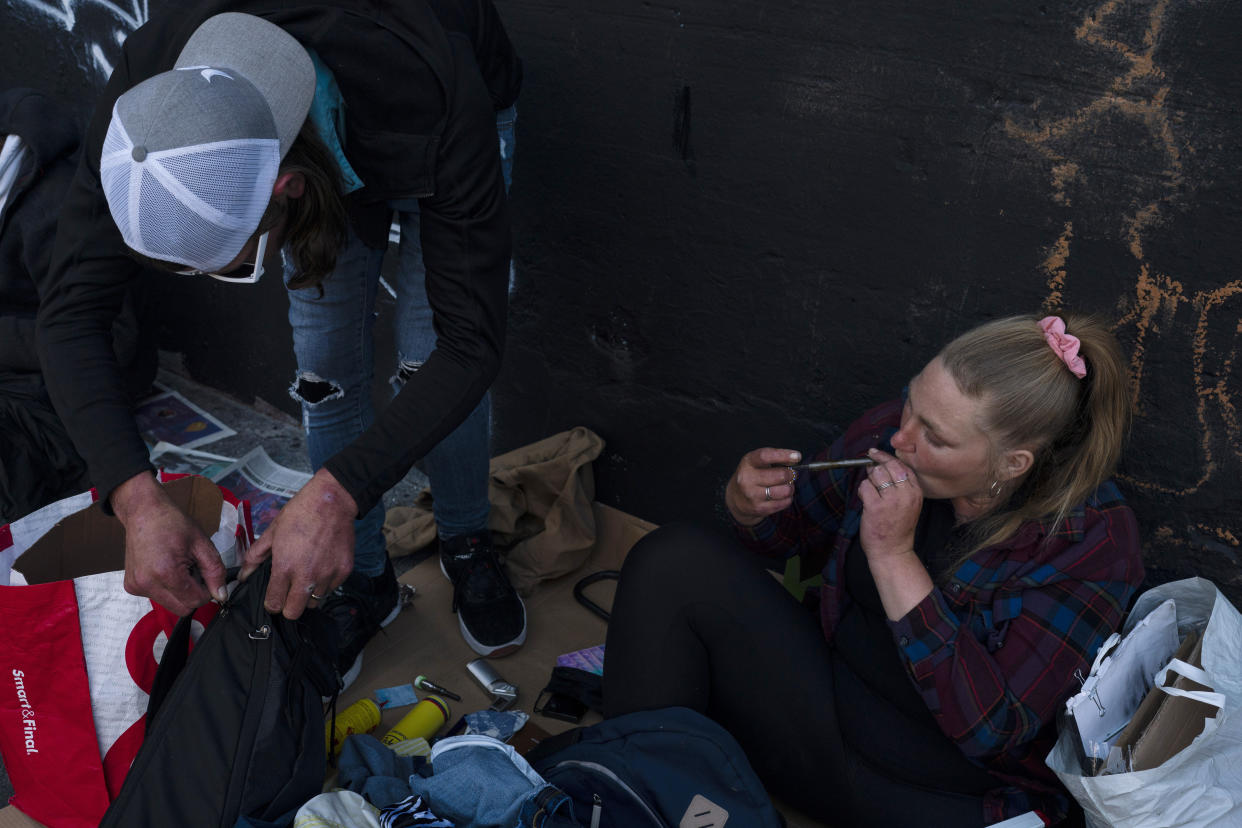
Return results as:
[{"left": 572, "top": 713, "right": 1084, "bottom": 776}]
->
[{"left": 0, "top": 474, "right": 250, "bottom": 828}]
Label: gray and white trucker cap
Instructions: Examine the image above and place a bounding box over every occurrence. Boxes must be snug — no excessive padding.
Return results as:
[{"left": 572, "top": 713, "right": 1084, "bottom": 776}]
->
[{"left": 100, "top": 13, "right": 314, "bottom": 272}]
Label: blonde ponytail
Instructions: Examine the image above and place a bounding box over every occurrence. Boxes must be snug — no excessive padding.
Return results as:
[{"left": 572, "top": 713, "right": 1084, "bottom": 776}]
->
[{"left": 939, "top": 313, "right": 1130, "bottom": 557}]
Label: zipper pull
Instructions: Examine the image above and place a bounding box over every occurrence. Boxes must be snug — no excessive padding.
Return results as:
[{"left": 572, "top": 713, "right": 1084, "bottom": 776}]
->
[
  {"left": 249, "top": 624, "right": 272, "bottom": 640},
  {"left": 590, "top": 793, "right": 602, "bottom": 828}
]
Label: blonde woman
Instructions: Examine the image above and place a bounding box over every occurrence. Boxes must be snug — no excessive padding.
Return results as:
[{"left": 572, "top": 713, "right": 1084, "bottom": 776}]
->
[{"left": 604, "top": 313, "right": 1143, "bottom": 827}]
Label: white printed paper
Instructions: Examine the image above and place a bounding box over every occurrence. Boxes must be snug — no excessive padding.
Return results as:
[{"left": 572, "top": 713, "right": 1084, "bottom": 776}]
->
[
  {"left": 133, "top": 388, "right": 236, "bottom": 450},
  {"left": 1066, "top": 598, "right": 1179, "bottom": 760},
  {"left": 211, "top": 447, "right": 312, "bottom": 536}
]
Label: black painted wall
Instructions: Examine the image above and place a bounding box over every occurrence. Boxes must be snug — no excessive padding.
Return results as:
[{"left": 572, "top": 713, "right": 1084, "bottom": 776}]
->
[{"left": 4, "top": 0, "right": 1240, "bottom": 600}]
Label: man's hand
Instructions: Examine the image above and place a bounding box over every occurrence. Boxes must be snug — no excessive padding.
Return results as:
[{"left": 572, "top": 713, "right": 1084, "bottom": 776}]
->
[
  {"left": 239, "top": 468, "right": 356, "bottom": 620},
  {"left": 112, "top": 471, "right": 228, "bottom": 616}
]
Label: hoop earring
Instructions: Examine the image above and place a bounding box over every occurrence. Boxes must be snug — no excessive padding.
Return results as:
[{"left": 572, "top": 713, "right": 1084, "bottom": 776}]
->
[{"left": 988, "top": 479, "right": 1003, "bottom": 498}]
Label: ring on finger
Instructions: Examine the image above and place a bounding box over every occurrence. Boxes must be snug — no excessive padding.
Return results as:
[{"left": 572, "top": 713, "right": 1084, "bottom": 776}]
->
[
  {"left": 894, "top": 476, "right": 909, "bottom": 484},
  {"left": 787, "top": 467, "right": 797, "bottom": 485},
  {"left": 876, "top": 480, "right": 895, "bottom": 491},
  {"left": 764, "top": 486, "right": 773, "bottom": 501},
  {"left": 310, "top": 591, "right": 325, "bottom": 601}
]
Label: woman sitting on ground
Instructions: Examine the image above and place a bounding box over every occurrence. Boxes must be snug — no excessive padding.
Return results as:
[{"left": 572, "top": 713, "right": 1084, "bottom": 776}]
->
[{"left": 603, "top": 313, "right": 1144, "bottom": 827}]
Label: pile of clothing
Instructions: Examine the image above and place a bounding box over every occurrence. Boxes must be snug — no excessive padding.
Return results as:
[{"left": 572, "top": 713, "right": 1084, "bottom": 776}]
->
[{"left": 276, "top": 734, "right": 577, "bottom": 828}]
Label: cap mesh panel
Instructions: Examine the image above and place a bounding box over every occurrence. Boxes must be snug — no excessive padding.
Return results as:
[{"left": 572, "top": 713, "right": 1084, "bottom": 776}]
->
[
  {"left": 160, "top": 142, "right": 276, "bottom": 224},
  {"left": 100, "top": 122, "right": 137, "bottom": 247},
  {"left": 137, "top": 169, "right": 236, "bottom": 268},
  {"left": 100, "top": 118, "right": 279, "bottom": 271}
]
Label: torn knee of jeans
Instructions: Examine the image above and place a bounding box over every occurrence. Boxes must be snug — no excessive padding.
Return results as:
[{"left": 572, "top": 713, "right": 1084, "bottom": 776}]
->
[
  {"left": 289, "top": 371, "right": 344, "bottom": 405},
  {"left": 391, "top": 358, "right": 425, "bottom": 389}
]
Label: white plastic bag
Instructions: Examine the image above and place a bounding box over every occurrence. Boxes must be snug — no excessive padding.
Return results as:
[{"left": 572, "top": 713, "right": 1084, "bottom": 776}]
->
[{"left": 1046, "top": 577, "right": 1242, "bottom": 827}]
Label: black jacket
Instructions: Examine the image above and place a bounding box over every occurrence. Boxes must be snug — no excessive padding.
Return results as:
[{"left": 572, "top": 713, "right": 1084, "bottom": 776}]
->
[
  {"left": 1, "top": 88, "right": 155, "bottom": 520},
  {"left": 1, "top": 88, "right": 80, "bottom": 372},
  {"left": 1, "top": 88, "right": 151, "bottom": 380},
  {"left": 37, "top": 0, "right": 521, "bottom": 514}
]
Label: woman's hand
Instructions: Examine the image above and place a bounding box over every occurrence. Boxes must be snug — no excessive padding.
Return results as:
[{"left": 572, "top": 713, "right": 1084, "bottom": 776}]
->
[
  {"left": 725, "top": 447, "right": 802, "bottom": 526},
  {"left": 857, "top": 447, "right": 922, "bottom": 562},
  {"left": 858, "top": 448, "right": 934, "bottom": 620}
]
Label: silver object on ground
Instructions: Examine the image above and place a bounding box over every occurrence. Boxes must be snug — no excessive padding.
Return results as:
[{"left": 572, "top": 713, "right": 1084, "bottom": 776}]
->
[{"left": 467, "top": 657, "right": 518, "bottom": 711}]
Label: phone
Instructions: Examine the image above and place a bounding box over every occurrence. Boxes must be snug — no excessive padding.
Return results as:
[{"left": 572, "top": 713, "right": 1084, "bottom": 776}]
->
[{"left": 534, "top": 688, "right": 588, "bottom": 724}]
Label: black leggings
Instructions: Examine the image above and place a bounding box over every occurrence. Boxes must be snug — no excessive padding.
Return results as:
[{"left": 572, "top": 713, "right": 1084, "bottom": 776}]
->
[{"left": 602, "top": 523, "right": 988, "bottom": 828}]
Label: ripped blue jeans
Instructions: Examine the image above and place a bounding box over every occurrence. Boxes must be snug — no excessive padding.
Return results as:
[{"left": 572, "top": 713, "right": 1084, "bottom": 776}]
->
[{"left": 285, "top": 106, "right": 516, "bottom": 576}]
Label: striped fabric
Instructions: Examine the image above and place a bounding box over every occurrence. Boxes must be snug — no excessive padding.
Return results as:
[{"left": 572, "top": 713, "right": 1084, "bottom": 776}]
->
[
  {"left": 379, "top": 794, "right": 455, "bottom": 828},
  {"left": 737, "top": 399, "right": 1144, "bottom": 824}
]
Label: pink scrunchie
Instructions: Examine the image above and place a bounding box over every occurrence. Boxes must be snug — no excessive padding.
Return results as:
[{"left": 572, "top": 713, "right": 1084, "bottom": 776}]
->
[{"left": 1038, "top": 316, "right": 1087, "bottom": 379}]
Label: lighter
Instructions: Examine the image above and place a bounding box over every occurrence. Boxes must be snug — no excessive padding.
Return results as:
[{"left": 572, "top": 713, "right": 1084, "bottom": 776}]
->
[
  {"left": 467, "top": 657, "right": 518, "bottom": 711},
  {"left": 414, "top": 674, "right": 462, "bottom": 701}
]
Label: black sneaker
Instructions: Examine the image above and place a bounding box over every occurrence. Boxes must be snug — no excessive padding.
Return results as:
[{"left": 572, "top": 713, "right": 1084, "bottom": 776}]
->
[
  {"left": 321, "top": 557, "right": 401, "bottom": 692},
  {"left": 439, "top": 531, "right": 527, "bottom": 657}
]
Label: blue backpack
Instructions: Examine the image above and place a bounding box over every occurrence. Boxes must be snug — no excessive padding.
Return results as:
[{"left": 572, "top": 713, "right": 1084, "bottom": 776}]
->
[{"left": 528, "top": 707, "right": 784, "bottom": 828}]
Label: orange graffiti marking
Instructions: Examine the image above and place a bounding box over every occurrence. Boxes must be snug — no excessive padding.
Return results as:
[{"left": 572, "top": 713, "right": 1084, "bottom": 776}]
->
[
  {"left": 1006, "top": 0, "right": 1237, "bottom": 514},
  {"left": 1041, "top": 222, "right": 1073, "bottom": 311}
]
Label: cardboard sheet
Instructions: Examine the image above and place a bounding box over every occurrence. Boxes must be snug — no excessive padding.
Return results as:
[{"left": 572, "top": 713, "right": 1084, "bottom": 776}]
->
[
  {"left": 1109, "top": 629, "right": 1219, "bottom": 773},
  {"left": 0, "top": 805, "right": 40, "bottom": 827},
  {"left": 13, "top": 476, "right": 224, "bottom": 585},
  {"left": 336, "top": 502, "right": 652, "bottom": 738}
]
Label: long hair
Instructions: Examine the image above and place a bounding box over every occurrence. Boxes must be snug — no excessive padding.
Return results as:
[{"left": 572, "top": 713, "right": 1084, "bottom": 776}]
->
[
  {"left": 939, "top": 313, "right": 1131, "bottom": 557},
  {"left": 275, "top": 120, "right": 349, "bottom": 291}
]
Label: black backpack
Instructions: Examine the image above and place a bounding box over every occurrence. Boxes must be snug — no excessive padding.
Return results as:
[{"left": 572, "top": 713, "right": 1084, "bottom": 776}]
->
[
  {"left": 99, "top": 561, "right": 338, "bottom": 827},
  {"left": 529, "top": 706, "right": 785, "bottom": 828}
]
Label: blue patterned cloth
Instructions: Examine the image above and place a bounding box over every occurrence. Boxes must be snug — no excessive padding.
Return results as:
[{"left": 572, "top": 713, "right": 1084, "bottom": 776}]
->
[{"left": 464, "top": 709, "right": 529, "bottom": 742}]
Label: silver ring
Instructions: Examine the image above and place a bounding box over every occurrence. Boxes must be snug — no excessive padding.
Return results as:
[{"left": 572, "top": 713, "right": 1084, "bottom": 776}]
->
[
  {"left": 894, "top": 476, "right": 909, "bottom": 484},
  {"left": 876, "top": 481, "right": 895, "bottom": 491},
  {"left": 764, "top": 486, "right": 773, "bottom": 501}
]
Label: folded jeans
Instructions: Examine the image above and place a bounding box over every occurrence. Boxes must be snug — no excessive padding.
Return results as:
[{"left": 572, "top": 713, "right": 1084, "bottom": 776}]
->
[{"left": 411, "top": 735, "right": 575, "bottom": 828}]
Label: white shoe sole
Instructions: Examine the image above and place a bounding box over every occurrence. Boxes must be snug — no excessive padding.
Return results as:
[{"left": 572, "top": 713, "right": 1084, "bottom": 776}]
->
[{"left": 440, "top": 558, "right": 528, "bottom": 657}]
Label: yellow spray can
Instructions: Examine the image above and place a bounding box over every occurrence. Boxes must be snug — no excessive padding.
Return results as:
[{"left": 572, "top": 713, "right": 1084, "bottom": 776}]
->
[{"left": 381, "top": 695, "right": 451, "bottom": 745}]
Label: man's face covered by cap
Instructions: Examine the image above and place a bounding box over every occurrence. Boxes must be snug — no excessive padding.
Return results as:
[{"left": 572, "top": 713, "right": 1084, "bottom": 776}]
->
[{"left": 100, "top": 66, "right": 282, "bottom": 273}]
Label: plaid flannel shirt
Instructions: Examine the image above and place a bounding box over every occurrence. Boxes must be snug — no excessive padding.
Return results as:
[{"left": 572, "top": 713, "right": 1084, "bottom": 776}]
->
[{"left": 736, "top": 399, "right": 1144, "bottom": 825}]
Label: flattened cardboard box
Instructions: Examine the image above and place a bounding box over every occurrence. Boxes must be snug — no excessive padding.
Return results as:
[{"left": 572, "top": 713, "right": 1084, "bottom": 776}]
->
[
  {"left": 0, "top": 805, "right": 39, "bottom": 827},
  {"left": 332, "top": 502, "right": 654, "bottom": 741},
  {"left": 14, "top": 476, "right": 224, "bottom": 585}
]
